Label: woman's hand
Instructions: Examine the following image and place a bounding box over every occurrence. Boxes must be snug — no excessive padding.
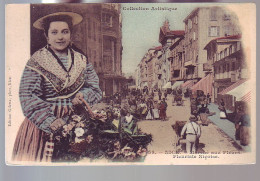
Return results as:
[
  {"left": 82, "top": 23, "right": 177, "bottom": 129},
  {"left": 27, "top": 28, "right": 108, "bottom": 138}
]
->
[
  {"left": 72, "top": 92, "right": 94, "bottom": 117},
  {"left": 72, "top": 92, "right": 84, "bottom": 105},
  {"left": 50, "top": 118, "right": 66, "bottom": 132}
]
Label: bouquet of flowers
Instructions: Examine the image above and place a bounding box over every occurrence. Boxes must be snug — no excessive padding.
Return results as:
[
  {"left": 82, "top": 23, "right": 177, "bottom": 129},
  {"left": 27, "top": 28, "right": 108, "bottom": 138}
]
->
[{"left": 51, "top": 101, "right": 152, "bottom": 162}]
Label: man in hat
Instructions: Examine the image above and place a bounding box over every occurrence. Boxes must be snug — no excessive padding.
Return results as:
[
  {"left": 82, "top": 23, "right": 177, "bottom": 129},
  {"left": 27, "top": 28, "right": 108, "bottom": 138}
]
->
[{"left": 181, "top": 115, "right": 201, "bottom": 154}]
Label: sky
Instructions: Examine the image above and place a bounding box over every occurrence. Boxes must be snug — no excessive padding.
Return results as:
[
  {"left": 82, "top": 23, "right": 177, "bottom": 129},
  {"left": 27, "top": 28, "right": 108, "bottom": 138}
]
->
[{"left": 121, "top": 3, "right": 200, "bottom": 75}]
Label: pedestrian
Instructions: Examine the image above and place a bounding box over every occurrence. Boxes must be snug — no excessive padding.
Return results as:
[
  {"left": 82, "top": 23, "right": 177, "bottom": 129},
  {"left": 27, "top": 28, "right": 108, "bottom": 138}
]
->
[
  {"left": 207, "top": 93, "right": 211, "bottom": 104},
  {"left": 158, "top": 90, "right": 162, "bottom": 100},
  {"left": 238, "top": 108, "right": 250, "bottom": 146},
  {"left": 164, "top": 91, "right": 168, "bottom": 100},
  {"left": 159, "top": 98, "right": 167, "bottom": 121},
  {"left": 198, "top": 105, "right": 211, "bottom": 126},
  {"left": 139, "top": 100, "right": 147, "bottom": 119},
  {"left": 146, "top": 98, "right": 154, "bottom": 120},
  {"left": 172, "top": 93, "right": 176, "bottom": 106},
  {"left": 234, "top": 103, "right": 244, "bottom": 140},
  {"left": 219, "top": 99, "right": 227, "bottom": 119},
  {"left": 152, "top": 100, "right": 160, "bottom": 119},
  {"left": 12, "top": 12, "right": 102, "bottom": 162},
  {"left": 181, "top": 115, "right": 201, "bottom": 154}
]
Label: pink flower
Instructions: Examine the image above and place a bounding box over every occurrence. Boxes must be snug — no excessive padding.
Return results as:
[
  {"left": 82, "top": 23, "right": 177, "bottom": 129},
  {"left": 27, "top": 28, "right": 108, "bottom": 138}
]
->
[
  {"left": 86, "top": 135, "right": 93, "bottom": 144},
  {"left": 137, "top": 147, "right": 147, "bottom": 157}
]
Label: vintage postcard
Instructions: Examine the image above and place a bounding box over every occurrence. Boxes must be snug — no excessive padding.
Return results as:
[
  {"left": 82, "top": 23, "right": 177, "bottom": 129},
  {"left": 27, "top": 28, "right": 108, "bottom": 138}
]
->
[{"left": 5, "top": 3, "right": 256, "bottom": 165}]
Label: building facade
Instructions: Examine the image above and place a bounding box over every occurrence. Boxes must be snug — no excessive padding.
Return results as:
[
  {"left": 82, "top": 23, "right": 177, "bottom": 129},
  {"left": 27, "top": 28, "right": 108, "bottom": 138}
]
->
[
  {"left": 204, "top": 35, "right": 247, "bottom": 102},
  {"left": 168, "top": 31, "right": 185, "bottom": 82},
  {"left": 183, "top": 6, "right": 241, "bottom": 81}
]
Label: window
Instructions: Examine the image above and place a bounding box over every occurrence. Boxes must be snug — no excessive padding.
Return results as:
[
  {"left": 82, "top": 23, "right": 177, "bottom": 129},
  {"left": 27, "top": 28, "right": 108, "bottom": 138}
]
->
[
  {"left": 224, "top": 48, "right": 227, "bottom": 57},
  {"left": 223, "top": 13, "right": 231, "bottom": 20},
  {"left": 89, "top": 48, "right": 91, "bottom": 58},
  {"left": 231, "top": 62, "right": 236, "bottom": 71},
  {"left": 227, "top": 63, "right": 230, "bottom": 72},
  {"left": 220, "top": 51, "right": 223, "bottom": 59},
  {"left": 185, "top": 24, "right": 188, "bottom": 33},
  {"left": 88, "top": 19, "right": 91, "bottom": 39},
  {"left": 237, "top": 41, "right": 241, "bottom": 50},
  {"left": 93, "top": 22, "right": 96, "bottom": 41},
  {"left": 188, "top": 19, "right": 192, "bottom": 30},
  {"left": 167, "top": 39, "right": 172, "bottom": 45},
  {"left": 103, "top": 38, "right": 112, "bottom": 51},
  {"left": 224, "top": 25, "right": 231, "bottom": 36},
  {"left": 102, "top": 13, "right": 113, "bottom": 27},
  {"left": 94, "top": 50, "right": 96, "bottom": 59},
  {"left": 208, "top": 26, "right": 220, "bottom": 37},
  {"left": 194, "top": 16, "right": 198, "bottom": 24},
  {"left": 229, "top": 45, "right": 233, "bottom": 54},
  {"left": 193, "top": 31, "right": 196, "bottom": 40},
  {"left": 223, "top": 64, "right": 226, "bottom": 72},
  {"left": 210, "top": 8, "right": 217, "bottom": 21}
]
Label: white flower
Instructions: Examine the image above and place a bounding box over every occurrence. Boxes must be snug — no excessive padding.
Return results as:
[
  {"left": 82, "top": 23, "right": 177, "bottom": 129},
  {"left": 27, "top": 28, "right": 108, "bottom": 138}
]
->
[
  {"left": 74, "top": 127, "right": 84, "bottom": 137},
  {"left": 75, "top": 137, "right": 85, "bottom": 143}
]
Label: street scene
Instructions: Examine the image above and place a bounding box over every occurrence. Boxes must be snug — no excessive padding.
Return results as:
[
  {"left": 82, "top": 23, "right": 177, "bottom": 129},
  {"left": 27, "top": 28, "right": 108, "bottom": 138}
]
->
[{"left": 6, "top": 3, "right": 254, "bottom": 164}]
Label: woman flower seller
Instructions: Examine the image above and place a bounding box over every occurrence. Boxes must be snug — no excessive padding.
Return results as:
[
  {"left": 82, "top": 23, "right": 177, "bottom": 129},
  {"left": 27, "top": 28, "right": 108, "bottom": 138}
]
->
[{"left": 12, "top": 12, "right": 102, "bottom": 162}]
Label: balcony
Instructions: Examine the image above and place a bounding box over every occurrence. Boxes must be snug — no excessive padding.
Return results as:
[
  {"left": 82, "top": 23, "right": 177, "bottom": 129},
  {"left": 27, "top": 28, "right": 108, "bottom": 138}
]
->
[
  {"left": 203, "top": 63, "right": 212, "bottom": 71},
  {"left": 215, "top": 71, "right": 237, "bottom": 81}
]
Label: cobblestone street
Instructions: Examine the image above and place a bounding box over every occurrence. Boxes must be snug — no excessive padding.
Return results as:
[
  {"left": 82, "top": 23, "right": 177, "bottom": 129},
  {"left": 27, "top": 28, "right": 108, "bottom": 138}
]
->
[{"left": 137, "top": 95, "right": 242, "bottom": 154}]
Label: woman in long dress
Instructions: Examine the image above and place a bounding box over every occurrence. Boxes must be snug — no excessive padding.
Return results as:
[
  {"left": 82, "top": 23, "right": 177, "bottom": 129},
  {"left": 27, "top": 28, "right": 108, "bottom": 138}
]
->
[
  {"left": 145, "top": 98, "right": 154, "bottom": 120},
  {"left": 152, "top": 100, "right": 160, "bottom": 119},
  {"left": 219, "top": 99, "right": 227, "bottom": 119},
  {"left": 12, "top": 12, "right": 102, "bottom": 162},
  {"left": 159, "top": 98, "right": 167, "bottom": 121}
]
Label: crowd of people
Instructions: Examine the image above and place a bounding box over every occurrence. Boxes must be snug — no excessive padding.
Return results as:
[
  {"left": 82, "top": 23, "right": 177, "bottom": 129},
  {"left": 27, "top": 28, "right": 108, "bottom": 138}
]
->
[{"left": 103, "top": 88, "right": 169, "bottom": 122}]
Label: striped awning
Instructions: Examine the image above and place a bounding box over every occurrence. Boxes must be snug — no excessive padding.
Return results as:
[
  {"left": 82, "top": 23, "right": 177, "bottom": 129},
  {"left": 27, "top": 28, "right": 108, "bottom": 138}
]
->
[
  {"left": 219, "top": 79, "right": 248, "bottom": 95},
  {"left": 240, "top": 91, "right": 251, "bottom": 103},
  {"left": 191, "top": 73, "right": 213, "bottom": 95},
  {"left": 181, "top": 80, "right": 194, "bottom": 89},
  {"left": 225, "top": 80, "right": 251, "bottom": 103}
]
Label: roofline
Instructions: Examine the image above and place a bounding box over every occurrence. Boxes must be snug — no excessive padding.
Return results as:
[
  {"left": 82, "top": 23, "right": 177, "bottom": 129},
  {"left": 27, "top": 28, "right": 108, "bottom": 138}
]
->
[
  {"left": 204, "top": 34, "right": 242, "bottom": 50},
  {"left": 183, "top": 7, "right": 200, "bottom": 23}
]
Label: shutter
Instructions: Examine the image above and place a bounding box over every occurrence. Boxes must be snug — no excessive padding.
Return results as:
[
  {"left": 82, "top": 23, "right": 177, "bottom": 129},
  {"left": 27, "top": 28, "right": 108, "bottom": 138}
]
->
[
  {"left": 217, "top": 26, "right": 220, "bottom": 36},
  {"left": 208, "top": 27, "right": 211, "bottom": 36}
]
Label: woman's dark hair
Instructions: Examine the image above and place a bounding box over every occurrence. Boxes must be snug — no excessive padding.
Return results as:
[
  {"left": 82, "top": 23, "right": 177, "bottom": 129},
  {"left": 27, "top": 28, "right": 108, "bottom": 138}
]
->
[{"left": 43, "top": 15, "right": 73, "bottom": 36}]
